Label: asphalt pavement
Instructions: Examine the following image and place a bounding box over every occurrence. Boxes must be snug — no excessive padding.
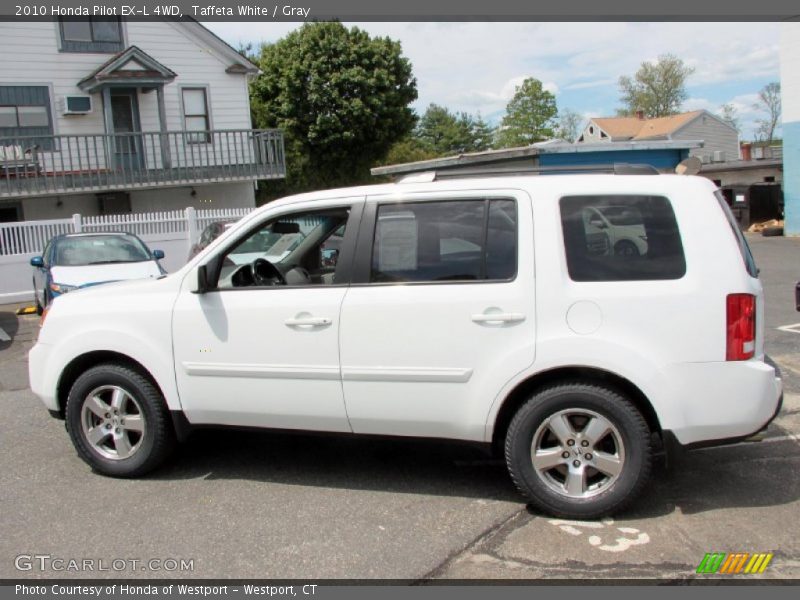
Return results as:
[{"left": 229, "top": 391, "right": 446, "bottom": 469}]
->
[{"left": 0, "top": 233, "right": 798, "bottom": 580}]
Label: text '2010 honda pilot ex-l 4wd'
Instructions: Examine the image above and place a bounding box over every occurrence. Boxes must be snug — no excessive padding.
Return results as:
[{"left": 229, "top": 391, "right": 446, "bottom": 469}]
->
[{"left": 29, "top": 173, "right": 783, "bottom": 518}]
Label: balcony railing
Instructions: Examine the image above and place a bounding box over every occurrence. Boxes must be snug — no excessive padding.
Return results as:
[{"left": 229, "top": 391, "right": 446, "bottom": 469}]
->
[{"left": 0, "top": 129, "right": 285, "bottom": 198}]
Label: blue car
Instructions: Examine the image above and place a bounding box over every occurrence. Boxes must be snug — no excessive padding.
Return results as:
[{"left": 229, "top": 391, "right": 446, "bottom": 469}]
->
[{"left": 31, "top": 232, "right": 166, "bottom": 314}]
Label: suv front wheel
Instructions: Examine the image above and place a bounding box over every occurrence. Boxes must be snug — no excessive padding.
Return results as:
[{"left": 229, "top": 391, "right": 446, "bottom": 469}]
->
[
  {"left": 65, "top": 363, "right": 176, "bottom": 477},
  {"left": 505, "top": 382, "right": 652, "bottom": 518}
]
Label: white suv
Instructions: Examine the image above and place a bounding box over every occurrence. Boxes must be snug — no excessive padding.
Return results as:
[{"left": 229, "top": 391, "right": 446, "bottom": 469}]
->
[{"left": 29, "top": 174, "right": 783, "bottom": 518}]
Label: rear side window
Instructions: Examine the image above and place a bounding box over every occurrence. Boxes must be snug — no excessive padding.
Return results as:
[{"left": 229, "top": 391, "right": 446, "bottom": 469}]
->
[
  {"left": 560, "top": 195, "right": 686, "bottom": 281},
  {"left": 714, "top": 190, "right": 758, "bottom": 278},
  {"left": 370, "top": 199, "right": 517, "bottom": 283}
]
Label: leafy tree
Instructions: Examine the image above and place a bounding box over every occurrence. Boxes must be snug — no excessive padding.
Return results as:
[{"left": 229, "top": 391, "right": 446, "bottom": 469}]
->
[
  {"left": 718, "top": 103, "right": 740, "bottom": 132},
  {"left": 495, "top": 78, "right": 558, "bottom": 147},
  {"left": 379, "top": 136, "right": 437, "bottom": 168},
  {"left": 556, "top": 108, "right": 584, "bottom": 141},
  {"left": 753, "top": 82, "right": 781, "bottom": 144},
  {"left": 250, "top": 22, "right": 417, "bottom": 195},
  {"left": 414, "top": 104, "right": 493, "bottom": 155},
  {"left": 617, "top": 54, "right": 695, "bottom": 117},
  {"left": 470, "top": 112, "right": 494, "bottom": 151}
]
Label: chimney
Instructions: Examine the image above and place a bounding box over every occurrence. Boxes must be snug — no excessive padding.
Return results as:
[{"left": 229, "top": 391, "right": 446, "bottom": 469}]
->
[
  {"left": 635, "top": 110, "right": 645, "bottom": 120},
  {"left": 741, "top": 142, "right": 752, "bottom": 162}
]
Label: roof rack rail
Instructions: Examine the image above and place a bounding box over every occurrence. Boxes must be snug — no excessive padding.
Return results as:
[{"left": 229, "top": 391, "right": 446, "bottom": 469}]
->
[{"left": 396, "top": 162, "right": 660, "bottom": 183}]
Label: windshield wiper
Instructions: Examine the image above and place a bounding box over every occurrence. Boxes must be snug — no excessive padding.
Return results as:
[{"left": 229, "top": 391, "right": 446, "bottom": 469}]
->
[{"left": 86, "top": 260, "right": 142, "bottom": 265}]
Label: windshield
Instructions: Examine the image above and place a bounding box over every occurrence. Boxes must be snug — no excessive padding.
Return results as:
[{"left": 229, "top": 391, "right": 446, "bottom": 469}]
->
[{"left": 53, "top": 235, "right": 152, "bottom": 266}]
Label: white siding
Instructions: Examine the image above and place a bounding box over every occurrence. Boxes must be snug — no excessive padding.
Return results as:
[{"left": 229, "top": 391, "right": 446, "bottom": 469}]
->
[
  {"left": 672, "top": 114, "right": 740, "bottom": 162},
  {"left": 578, "top": 122, "right": 612, "bottom": 143},
  {"left": 0, "top": 20, "right": 251, "bottom": 138}
]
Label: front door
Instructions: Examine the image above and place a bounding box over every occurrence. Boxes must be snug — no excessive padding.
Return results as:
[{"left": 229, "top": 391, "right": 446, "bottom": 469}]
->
[
  {"left": 172, "top": 200, "right": 363, "bottom": 431},
  {"left": 109, "top": 89, "right": 142, "bottom": 169},
  {"left": 339, "top": 192, "right": 536, "bottom": 440}
]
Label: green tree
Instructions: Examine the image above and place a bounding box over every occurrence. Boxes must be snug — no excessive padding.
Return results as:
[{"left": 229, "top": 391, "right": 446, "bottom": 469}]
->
[
  {"left": 495, "top": 78, "right": 558, "bottom": 148},
  {"left": 379, "top": 136, "right": 437, "bottom": 168},
  {"left": 414, "top": 103, "right": 493, "bottom": 155},
  {"left": 753, "top": 82, "right": 781, "bottom": 144},
  {"left": 556, "top": 107, "right": 584, "bottom": 141},
  {"left": 250, "top": 22, "right": 417, "bottom": 196},
  {"left": 617, "top": 54, "right": 695, "bottom": 118}
]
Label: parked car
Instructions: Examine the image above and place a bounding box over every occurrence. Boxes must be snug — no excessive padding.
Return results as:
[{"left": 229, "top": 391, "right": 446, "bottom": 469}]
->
[
  {"left": 29, "top": 174, "right": 783, "bottom": 518},
  {"left": 187, "top": 221, "right": 237, "bottom": 261},
  {"left": 582, "top": 205, "right": 649, "bottom": 257},
  {"left": 30, "top": 232, "right": 166, "bottom": 314}
]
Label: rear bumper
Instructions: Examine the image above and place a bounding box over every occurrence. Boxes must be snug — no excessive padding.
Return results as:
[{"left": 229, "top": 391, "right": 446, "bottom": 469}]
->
[{"left": 665, "top": 355, "right": 783, "bottom": 449}]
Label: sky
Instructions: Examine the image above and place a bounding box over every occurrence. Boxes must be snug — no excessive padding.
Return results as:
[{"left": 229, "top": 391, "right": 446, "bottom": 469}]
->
[{"left": 205, "top": 21, "right": 781, "bottom": 140}]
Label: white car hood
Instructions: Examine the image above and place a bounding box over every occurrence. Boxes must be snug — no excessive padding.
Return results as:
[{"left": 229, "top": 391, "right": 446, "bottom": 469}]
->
[{"left": 50, "top": 261, "right": 162, "bottom": 287}]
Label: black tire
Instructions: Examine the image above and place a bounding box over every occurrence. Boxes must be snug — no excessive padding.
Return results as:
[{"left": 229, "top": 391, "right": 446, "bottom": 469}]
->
[
  {"left": 65, "top": 363, "right": 176, "bottom": 477},
  {"left": 614, "top": 240, "right": 640, "bottom": 257},
  {"left": 762, "top": 226, "right": 783, "bottom": 237},
  {"left": 505, "top": 382, "right": 652, "bottom": 518}
]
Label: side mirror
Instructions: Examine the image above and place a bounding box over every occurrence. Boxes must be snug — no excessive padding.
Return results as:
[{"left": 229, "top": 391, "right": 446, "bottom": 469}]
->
[
  {"left": 30, "top": 256, "right": 44, "bottom": 268},
  {"left": 193, "top": 265, "right": 209, "bottom": 294},
  {"left": 153, "top": 249, "right": 165, "bottom": 260},
  {"left": 795, "top": 281, "right": 800, "bottom": 312},
  {"left": 589, "top": 217, "right": 607, "bottom": 229}
]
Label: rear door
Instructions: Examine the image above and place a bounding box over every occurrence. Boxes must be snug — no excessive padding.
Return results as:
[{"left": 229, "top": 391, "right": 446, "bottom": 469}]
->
[{"left": 338, "top": 190, "right": 536, "bottom": 440}]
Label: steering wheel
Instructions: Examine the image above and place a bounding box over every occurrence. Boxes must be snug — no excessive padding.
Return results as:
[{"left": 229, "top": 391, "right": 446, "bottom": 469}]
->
[{"left": 251, "top": 258, "right": 286, "bottom": 286}]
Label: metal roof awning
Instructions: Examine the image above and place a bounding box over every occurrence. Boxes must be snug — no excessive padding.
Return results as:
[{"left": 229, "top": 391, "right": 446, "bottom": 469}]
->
[{"left": 77, "top": 46, "right": 177, "bottom": 93}]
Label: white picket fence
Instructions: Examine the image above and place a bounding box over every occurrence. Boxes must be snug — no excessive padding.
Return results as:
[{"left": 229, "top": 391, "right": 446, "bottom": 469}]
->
[{"left": 0, "top": 207, "right": 255, "bottom": 303}]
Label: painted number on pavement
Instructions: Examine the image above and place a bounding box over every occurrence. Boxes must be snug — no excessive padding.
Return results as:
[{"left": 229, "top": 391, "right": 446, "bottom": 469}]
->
[{"left": 548, "top": 517, "right": 650, "bottom": 553}]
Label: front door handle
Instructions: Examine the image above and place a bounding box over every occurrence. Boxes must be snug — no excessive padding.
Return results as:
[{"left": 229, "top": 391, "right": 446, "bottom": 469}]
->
[
  {"left": 471, "top": 312, "right": 526, "bottom": 324},
  {"left": 285, "top": 316, "right": 332, "bottom": 327}
]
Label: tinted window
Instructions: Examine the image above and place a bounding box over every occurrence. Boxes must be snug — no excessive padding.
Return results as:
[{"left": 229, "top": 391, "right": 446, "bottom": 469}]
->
[
  {"left": 370, "top": 199, "right": 517, "bottom": 283},
  {"left": 560, "top": 195, "right": 685, "bottom": 281},
  {"left": 714, "top": 190, "right": 758, "bottom": 278}
]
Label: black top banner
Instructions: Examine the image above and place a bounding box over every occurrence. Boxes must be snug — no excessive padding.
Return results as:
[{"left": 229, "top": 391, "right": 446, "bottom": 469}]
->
[{"left": 3, "top": 0, "right": 800, "bottom": 21}]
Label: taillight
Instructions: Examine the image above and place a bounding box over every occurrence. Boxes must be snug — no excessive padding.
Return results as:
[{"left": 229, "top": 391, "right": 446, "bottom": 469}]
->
[{"left": 726, "top": 293, "right": 755, "bottom": 361}]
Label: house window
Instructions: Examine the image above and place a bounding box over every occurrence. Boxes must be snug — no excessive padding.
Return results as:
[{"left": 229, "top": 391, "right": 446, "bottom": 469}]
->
[
  {"left": 0, "top": 86, "right": 54, "bottom": 150},
  {"left": 589, "top": 126, "right": 595, "bottom": 135},
  {"left": 59, "top": 18, "right": 124, "bottom": 53},
  {"left": 182, "top": 88, "right": 211, "bottom": 143}
]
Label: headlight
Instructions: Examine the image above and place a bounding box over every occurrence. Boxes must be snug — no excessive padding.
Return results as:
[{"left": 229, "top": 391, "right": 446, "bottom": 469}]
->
[{"left": 49, "top": 282, "right": 78, "bottom": 294}]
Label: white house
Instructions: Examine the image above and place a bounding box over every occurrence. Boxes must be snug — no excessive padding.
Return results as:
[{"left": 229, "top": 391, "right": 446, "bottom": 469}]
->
[
  {"left": 0, "top": 18, "right": 285, "bottom": 224},
  {"left": 576, "top": 110, "right": 739, "bottom": 163}
]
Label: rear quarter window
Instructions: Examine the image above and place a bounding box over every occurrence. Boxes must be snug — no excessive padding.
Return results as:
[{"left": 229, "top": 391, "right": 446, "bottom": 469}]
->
[
  {"left": 713, "top": 190, "right": 759, "bottom": 278},
  {"left": 559, "top": 195, "right": 686, "bottom": 282}
]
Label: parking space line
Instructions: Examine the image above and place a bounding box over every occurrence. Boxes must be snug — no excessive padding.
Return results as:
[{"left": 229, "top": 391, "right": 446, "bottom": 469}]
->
[
  {"left": 777, "top": 323, "right": 800, "bottom": 334},
  {"left": 0, "top": 326, "right": 10, "bottom": 342}
]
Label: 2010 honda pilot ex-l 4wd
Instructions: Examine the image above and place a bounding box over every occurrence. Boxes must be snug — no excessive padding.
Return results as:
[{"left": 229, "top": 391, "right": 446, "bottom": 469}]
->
[{"left": 29, "top": 174, "right": 783, "bottom": 518}]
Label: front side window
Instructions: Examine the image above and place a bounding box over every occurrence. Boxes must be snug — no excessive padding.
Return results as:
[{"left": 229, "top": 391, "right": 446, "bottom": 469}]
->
[
  {"left": 216, "top": 208, "right": 351, "bottom": 289},
  {"left": 560, "top": 195, "right": 686, "bottom": 281},
  {"left": 182, "top": 88, "right": 210, "bottom": 143},
  {"left": 59, "top": 18, "right": 123, "bottom": 52},
  {"left": 370, "top": 199, "right": 517, "bottom": 283}
]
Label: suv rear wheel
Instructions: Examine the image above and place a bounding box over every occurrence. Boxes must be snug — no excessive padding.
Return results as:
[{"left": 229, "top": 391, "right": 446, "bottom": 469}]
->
[
  {"left": 505, "top": 382, "right": 652, "bottom": 518},
  {"left": 65, "top": 363, "right": 176, "bottom": 477}
]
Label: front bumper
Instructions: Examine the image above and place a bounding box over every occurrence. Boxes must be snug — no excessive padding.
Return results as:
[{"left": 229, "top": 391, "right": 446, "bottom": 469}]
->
[{"left": 29, "top": 341, "right": 59, "bottom": 413}]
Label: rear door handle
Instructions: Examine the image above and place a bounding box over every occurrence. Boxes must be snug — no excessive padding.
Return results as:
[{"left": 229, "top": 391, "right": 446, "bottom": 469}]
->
[
  {"left": 285, "top": 316, "right": 332, "bottom": 327},
  {"left": 471, "top": 312, "right": 526, "bottom": 324}
]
